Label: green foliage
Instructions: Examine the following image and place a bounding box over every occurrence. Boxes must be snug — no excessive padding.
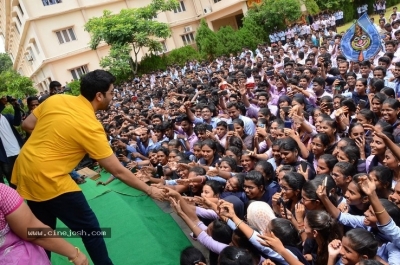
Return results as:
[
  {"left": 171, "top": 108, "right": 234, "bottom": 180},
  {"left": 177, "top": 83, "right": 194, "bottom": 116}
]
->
[
  {"left": 100, "top": 44, "right": 133, "bottom": 83},
  {"left": 215, "top": 26, "right": 242, "bottom": 56},
  {"left": 304, "top": 0, "right": 320, "bottom": 15},
  {"left": 65, "top": 79, "right": 81, "bottom": 96},
  {"left": 0, "top": 70, "right": 37, "bottom": 98},
  {"left": 236, "top": 25, "right": 260, "bottom": 51},
  {"left": 166, "top": 46, "right": 201, "bottom": 66},
  {"left": 195, "top": 19, "right": 219, "bottom": 60},
  {"left": 137, "top": 53, "right": 168, "bottom": 75},
  {"left": 244, "top": 0, "right": 302, "bottom": 34},
  {"left": 84, "top": 0, "right": 178, "bottom": 74},
  {"left": 0, "top": 53, "right": 12, "bottom": 74},
  {"left": 314, "top": 0, "right": 350, "bottom": 11},
  {"left": 137, "top": 46, "right": 201, "bottom": 74}
]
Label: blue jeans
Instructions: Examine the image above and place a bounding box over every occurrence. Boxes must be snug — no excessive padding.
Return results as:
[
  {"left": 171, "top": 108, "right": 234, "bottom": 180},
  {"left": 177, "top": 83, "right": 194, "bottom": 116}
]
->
[{"left": 27, "top": 191, "right": 113, "bottom": 265}]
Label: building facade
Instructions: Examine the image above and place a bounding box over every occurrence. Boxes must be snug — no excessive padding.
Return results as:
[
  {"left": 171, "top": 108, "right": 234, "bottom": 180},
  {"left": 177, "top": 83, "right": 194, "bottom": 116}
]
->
[{"left": 0, "top": 0, "right": 249, "bottom": 92}]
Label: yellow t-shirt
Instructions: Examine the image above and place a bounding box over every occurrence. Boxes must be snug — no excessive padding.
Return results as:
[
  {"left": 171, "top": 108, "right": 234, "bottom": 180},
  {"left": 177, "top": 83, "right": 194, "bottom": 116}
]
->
[{"left": 11, "top": 94, "right": 113, "bottom": 201}]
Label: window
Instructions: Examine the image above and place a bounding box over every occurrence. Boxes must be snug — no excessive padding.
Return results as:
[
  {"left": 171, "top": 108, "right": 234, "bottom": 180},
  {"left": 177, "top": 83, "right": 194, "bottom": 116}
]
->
[
  {"left": 181, "top": 33, "right": 195, "bottom": 45},
  {"left": 18, "top": 4, "right": 24, "bottom": 15},
  {"left": 70, "top": 65, "right": 89, "bottom": 80},
  {"left": 55, "top": 28, "right": 76, "bottom": 44},
  {"left": 14, "top": 25, "right": 20, "bottom": 35},
  {"left": 174, "top": 1, "right": 186, "bottom": 13},
  {"left": 33, "top": 41, "right": 40, "bottom": 54},
  {"left": 42, "top": 0, "right": 62, "bottom": 6},
  {"left": 16, "top": 14, "right": 22, "bottom": 26}
]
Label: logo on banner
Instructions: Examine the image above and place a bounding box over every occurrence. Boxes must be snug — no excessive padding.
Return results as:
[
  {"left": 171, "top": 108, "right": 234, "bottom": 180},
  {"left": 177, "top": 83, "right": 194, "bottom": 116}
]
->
[{"left": 340, "top": 13, "right": 381, "bottom": 62}]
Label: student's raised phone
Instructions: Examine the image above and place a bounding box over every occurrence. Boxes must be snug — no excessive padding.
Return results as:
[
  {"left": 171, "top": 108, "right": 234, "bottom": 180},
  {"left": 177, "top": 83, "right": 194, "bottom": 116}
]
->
[
  {"left": 358, "top": 99, "right": 367, "bottom": 109},
  {"left": 282, "top": 106, "right": 291, "bottom": 114},
  {"left": 258, "top": 123, "right": 265, "bottom": 128},
  {"left": 228, "top": 124, "right": 234, "bottom": 131},
  {"left": 284, "top": 120, "right": 292, "bottom": 129}
]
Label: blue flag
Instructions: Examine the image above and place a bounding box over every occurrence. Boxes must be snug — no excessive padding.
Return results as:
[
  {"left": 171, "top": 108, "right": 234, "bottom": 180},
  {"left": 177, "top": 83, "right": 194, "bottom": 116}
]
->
[{"left": 340, "top": 13, "right": 381, "bottom": 62}]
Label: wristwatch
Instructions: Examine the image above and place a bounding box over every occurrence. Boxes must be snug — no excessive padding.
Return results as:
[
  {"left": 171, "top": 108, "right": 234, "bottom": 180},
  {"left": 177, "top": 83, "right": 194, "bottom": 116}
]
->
[{"left": 183, "top": 138, "right": 188, "bottom": 141}]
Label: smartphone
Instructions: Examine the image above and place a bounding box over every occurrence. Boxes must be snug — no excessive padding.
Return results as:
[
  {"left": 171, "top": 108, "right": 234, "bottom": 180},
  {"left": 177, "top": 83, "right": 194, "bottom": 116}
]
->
[
  {"left": 206, "top": 125, "right": 213, "bottom": 131},
  {"left": 284, "top": 120, "right": 292, "bottom": 129},
  {"left": 326, "top": 102, "right": 333, "bottom": 109},
  {"left": 282, "top": 106, "right": 290, "bottom": 113},
  {"left": 358, "top": 99, "right": 367, "bottom": 109},
  {"left": 300, "top": 161, "right": 308, "bottom": 173},
  {"left": 228, "top": 124, "right": 234, "bottom": 131},
  {"left": 266, "top": 70, "right": 274, "bottom": 76},
  {"left": 220, "top": 90, "right": 228, "bottom": 96},
  {"left": 339, "top": 80, "right": 347, "bottom": 87},
  {"left": 258, "top": 123, "right": 265, "bottom": 128}
]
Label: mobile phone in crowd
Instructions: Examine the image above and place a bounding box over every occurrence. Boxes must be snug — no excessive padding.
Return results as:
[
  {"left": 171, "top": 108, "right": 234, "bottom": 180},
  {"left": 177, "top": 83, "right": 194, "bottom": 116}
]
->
[
  {"left": 228, "top": 124, "right": 234, "bottom": 131},
  {"left": 284, "top": 121, "right": 292, "bottom": 129},
  {"left": 258, "top": 123, "right": 265, "bottom": 128},
  {"left": 358, "top": 99, "right": 367, "bottom": 109}
]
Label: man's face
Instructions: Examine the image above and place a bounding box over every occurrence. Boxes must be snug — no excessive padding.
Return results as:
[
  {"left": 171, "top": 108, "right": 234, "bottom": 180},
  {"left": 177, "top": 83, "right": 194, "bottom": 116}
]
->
[
  {"left": 180, "top": 120, "right": 191, "bottom": 133},
  {"left": 227, "top": 106, "right": 240, "bottom": 119},
  {"left": 152, "top": 118, "right": 162, "bottom": 126},
  {"left": 378, "top": 61, "right": 389, "bottom": 69},
  {"left": 313, "top": 82, "right": 323, "bottom": 95},
  {"left": 284, "top": 65, "right": 293, "bottom": 76},
  {"left": 139, "top": 130, "right": 149, "bottom": 143},
  {"left": 360, "top": 66, "right": 371, "bottom": 78},
  {"left": 99, "top": 85, "right": 114, "bottom": 111},
  {"left": 305, "top": 61, "right": 313, "bottom": 69},
  {"left": 393, "top": 66, "right": 400, "bottom": 78},
  {"left": 201, "top": 108, "right": 212, "bottom": 121},
  {"left": 373, "top": 70, "right": 385, "bottom": 80},
  {"left": 257, "top": 96, "right": 268, "bottom": 108},
  {"left": 196, "top": 130, "right": 207, "bottom": 141},
  {"left": 338, "top": 63, "right": 349, "bottom": 75},
  {"left": 346, "top": 75, "right": 356, "bottom": 86},
  {"left": 50, "top": 86, "right": 60, "bottom": 95},
  {"left": 28, "top": 100, "right": 39, "bottom": 111},
  {"left": 386, "top": 44, "right": 395, "bottom": 53}
]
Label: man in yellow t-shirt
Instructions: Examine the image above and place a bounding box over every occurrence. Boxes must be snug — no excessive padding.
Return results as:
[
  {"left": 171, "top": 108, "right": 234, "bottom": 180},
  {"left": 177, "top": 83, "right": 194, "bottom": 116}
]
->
[{"left": 11, "top": 70, "right": 165, "bottom": 264}]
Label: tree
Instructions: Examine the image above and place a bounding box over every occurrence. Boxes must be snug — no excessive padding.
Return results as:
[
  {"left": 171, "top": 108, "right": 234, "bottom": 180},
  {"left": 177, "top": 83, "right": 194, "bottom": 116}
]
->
[
  {"left": 0, "top": 70, "right": 37, "bottom": 98},
  {"left": 303, "top": 0, "right": 320, "bottom": 15},
  {"left": 166, "top": 46, "right": 201, "bottom": 66},
  {"left": 215, "top": 26, "right": 242, "bottom": 56},
  {"left": 100, "top": 44, "right": 133, "bottom": 83},
  {"left": 314, "top": 0, "right": 348, "bottom": 10},
  {"left": 0, "top": 53, "right": 13, "bottom": 74},
  {"left": 64, "top": 79, "right": 81, "bottom": 96},
  {"left": 195, "top": 19, "right": 219, "bottom": 60},
  {"left": 84, "top": 0, "right": 178, "bottom": 75},
  {"left": 244, "top": 0, "right": 302, "bottom": 35}
]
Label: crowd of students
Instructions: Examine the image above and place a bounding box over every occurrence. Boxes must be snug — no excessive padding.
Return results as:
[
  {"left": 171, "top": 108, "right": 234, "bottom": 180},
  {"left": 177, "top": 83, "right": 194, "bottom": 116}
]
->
[{"left": 84, "top": 7, "right": 400, "bottom": 265}]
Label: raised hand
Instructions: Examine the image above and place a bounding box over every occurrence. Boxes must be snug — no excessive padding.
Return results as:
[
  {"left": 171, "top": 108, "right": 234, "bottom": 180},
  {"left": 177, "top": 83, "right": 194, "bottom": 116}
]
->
[
  {"left": 169, "top": 197, "right": 184, "bottom": 215},
  {"left": 357, "top": 175, "right": 376, "bottom": 196},
  {"left": 257, "top": 232, "right": 285, "bottom": 253},
  {"left": 295, "top": 203, "right": 306, "bottom": 224},
  {"left": 328, "top": 239, "right": 342, "bottom": 258},
  {"left": 316, "top": 185, "right": 327, "bottom": 199},
  {"left": 217, "top": 200, "right": 236, "bottom": 219}
]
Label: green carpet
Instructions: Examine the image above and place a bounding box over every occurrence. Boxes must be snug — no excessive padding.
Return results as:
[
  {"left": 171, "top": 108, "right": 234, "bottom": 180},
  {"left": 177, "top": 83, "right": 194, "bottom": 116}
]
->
[{"left": 50, "top": 172, "right": 192, "bottom": 265}]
